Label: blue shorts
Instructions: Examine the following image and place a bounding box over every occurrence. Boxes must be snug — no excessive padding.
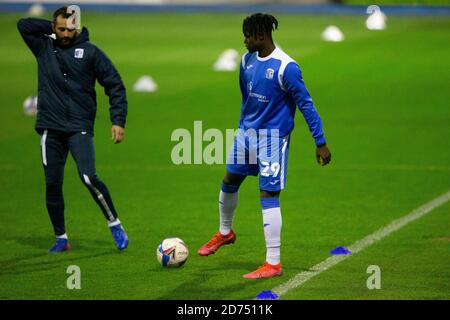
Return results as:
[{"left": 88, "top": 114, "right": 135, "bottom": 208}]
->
[{"left": 226, "top": 129, "right": 290, "bottom": 191}]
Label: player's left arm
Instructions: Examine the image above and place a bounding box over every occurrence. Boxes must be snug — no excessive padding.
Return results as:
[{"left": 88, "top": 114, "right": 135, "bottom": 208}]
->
[
  {"left": 283, "top": 62, "right": 331, "bottom": 166},
  {"left": 94, "top": 47, "right": 128, "bottom": 144}
]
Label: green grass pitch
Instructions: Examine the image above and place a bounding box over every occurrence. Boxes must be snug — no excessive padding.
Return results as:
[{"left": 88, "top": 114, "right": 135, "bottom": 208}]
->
[{"left": 0, "top": 12, "right": 449, "bottom": 299}]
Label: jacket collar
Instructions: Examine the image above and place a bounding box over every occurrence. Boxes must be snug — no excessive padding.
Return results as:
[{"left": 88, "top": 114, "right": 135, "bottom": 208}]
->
[{"left": 73, "top": 27, "right": 89, "bottom": 45}]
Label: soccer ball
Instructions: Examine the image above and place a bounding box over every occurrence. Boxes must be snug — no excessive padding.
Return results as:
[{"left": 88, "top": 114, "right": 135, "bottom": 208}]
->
[
  {"left": 23, "top": 96, "right": 38, "bottom": 116},
  {"left": 156, "top": 237, "right": 189, "bottom": 267}
]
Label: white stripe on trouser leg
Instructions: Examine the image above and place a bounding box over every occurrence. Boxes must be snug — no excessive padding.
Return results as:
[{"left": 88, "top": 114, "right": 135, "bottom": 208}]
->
[
  {"left": 83, "top": 174, "right": 114, "bottom": 221},
  {"left": 263, "top": 207, "right": 282, "bottom": 265},
  {"left": 280, "top": 138, "right": 288, "bottom": 189},
  {"left": 41, "top": 129, "right": 48, "bottom": 166},
  {"left": 108, "top": 218, "right": 121, "bottom": 227}
]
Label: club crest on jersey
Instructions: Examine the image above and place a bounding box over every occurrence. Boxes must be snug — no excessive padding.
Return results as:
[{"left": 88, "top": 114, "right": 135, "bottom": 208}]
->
[
  {"left": 74, "top": 48, "right": 84, "bottom": 59},
  {"left": 265, "top": 68, "right": 274, "bottom": 80}
]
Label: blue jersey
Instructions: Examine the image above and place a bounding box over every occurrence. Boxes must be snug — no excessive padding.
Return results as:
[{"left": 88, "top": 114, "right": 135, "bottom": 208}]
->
[{"left": 238, "top": 47, "right": 326, "bottom": 146}]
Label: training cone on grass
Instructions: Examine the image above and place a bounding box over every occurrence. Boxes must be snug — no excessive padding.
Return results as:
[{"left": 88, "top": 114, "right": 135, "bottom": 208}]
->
[
  {"left": 330, "top": 246, "right": 352, "bottom": 255},
  {"left": 28, "top": 3, "right": 45, "bottom": 17},
  {"left": 366, "top": 5, "right": 387, "bottom": 30},
  {"left": 133, "top": 75, "right": 158, "bottom": 92},
  {"left": 213, "top": 49, "right": 239, "bottom": 71},
  {"left": 321, "top": 25, "right": 344, "bottom": 42},
  {"left": 255, "top": 290, "right": 279, "bottom": 300}
]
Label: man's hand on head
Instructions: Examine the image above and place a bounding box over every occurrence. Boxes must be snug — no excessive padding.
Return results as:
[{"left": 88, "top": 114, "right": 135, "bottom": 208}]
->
[{"left": 111, "top": 125, "right": 124, "bottom": 144}]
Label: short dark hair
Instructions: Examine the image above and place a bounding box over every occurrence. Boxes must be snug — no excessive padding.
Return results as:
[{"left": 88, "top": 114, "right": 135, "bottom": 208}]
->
[
  {"left": 52, "top": 6, "right": 70, "bottom": 23},
  {"left": 243, "top": 13, "right": 278, "bottom": 38}
]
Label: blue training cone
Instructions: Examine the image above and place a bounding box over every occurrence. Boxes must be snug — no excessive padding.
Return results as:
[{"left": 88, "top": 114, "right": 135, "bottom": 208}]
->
[
  {"left": 255, "top": 290, "right": 279, "bottom": 300},
  {"left": 330, "top": 246, "right": 351, "bottom": 255}
]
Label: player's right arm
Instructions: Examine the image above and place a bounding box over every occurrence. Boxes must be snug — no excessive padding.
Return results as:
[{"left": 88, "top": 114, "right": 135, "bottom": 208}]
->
[
  {"left": 239, "top": 53, "right": 249, "bottom": 102},
  {"left": 17, "top": 18, "right": 52, "bottom": 57}
]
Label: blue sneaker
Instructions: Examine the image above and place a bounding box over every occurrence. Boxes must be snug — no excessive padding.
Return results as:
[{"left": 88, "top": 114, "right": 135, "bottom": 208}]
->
[
  {"left": 49, "top": 238, "right": 70, "bottom": 253},
  {"left": 110, "top": 224, "right": 128, "bottom": 251}
]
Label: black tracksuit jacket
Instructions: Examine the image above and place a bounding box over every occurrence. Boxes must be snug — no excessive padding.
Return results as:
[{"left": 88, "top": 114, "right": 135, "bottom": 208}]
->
[{"left": 17, "top": 18, "right": 127, "bottom": 134}]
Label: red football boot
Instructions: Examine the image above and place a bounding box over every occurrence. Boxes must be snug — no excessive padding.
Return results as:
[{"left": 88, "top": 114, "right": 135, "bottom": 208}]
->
[
  {"left": 243, "top": 261, "right": 282, "bottom": 279},
  {"left": 197, "top": 230, "right": 236, "bottom": 256}
]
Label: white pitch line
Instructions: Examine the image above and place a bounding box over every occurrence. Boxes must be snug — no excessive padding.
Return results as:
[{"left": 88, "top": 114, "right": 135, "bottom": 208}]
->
[{"left": 271, "top": 190, "right": 450, "bottom": 298}]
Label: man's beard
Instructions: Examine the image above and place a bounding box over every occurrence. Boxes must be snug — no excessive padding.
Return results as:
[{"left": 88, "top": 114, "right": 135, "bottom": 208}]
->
[{"left": 56, "top": 36, "right": 75, "bottom": 48}]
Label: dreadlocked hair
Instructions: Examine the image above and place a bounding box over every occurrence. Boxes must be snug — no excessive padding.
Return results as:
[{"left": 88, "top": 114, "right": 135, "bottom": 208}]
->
[{"left": 242, "top": 13, "right": 278, "bottom": 38}]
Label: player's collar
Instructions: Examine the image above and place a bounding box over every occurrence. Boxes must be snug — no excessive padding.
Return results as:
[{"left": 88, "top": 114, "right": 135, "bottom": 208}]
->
[{"left": 256, "top": 47, "right": 278, "bottom": 62}]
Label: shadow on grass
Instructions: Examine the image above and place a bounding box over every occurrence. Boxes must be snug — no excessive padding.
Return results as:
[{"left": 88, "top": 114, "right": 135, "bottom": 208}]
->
[
  {"left": 153, "top": 260, "right": 279, "bottom": 300},
  {"left": 0, "top": 235, "right": 119, "bottom": 276},
  {"left": 14, "top": 234, "right": 112, "bottom": 250},
  {"left": 155, "top": 276, "right": 262, "bottom": 300}
]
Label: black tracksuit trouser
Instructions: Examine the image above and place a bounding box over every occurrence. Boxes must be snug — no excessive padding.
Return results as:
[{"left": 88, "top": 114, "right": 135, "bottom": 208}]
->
[{"left": 40, "top": 129, "right": 118, "bottom": 236}]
